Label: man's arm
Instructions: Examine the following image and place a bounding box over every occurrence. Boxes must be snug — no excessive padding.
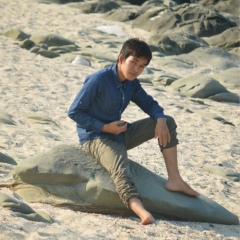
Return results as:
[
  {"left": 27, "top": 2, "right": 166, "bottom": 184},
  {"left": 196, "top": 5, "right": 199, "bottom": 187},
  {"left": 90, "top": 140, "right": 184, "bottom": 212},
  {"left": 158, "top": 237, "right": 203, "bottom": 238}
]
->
[
  {"left": 131, "top": 80, "right": 167, "bottom": 120},
  {"left": 68, "top": 77, "right": 105, "bottom": 132},
  {"left": 132, "top": 80, "right": 170, "bottom": 146}
]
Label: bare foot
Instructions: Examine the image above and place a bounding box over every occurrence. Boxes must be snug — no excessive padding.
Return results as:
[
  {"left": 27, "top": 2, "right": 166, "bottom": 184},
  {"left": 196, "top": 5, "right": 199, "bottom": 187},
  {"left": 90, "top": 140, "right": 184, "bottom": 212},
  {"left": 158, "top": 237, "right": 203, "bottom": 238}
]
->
[
  {"left": 139, "top": 212, "right": 155, "bottom": 225},
  {"left": 166, "top": 178, "right": 200, "bottom": 197},
  {"left": 129, "top": 197, "right": 155, "bottom": 225}
]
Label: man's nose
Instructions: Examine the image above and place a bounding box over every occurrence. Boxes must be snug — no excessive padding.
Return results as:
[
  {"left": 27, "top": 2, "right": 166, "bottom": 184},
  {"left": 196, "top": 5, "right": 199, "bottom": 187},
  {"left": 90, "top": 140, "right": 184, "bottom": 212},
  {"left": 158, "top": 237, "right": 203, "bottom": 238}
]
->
[{"left": 132, "top": 65, "right": 140, "bottom": 71}]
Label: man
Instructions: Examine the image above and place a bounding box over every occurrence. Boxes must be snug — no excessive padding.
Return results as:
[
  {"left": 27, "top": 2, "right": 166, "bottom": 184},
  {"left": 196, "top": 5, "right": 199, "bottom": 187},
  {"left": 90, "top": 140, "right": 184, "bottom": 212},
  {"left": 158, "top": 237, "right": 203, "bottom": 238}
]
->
[{"left": 68, "top": 38, "right": 199, "bottom": 225}]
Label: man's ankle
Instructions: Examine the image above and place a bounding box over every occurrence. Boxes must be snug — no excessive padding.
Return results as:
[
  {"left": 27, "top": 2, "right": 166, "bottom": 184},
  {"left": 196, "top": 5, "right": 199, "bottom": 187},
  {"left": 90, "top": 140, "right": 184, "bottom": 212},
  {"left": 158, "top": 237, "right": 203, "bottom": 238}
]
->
[{"left": 128, "top": 197, "right": 155, "bottom": 225}]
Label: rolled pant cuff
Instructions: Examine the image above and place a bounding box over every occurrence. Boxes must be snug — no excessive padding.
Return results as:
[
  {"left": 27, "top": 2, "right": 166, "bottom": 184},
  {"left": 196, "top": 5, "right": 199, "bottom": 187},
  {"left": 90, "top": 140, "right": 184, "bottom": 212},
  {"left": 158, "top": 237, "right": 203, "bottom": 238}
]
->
[
  {"left": 160, "top": 139, "right": 179, "bottom": 151},
  {"left": 124, "top": 193, "right": 143, "bottom": 208}
]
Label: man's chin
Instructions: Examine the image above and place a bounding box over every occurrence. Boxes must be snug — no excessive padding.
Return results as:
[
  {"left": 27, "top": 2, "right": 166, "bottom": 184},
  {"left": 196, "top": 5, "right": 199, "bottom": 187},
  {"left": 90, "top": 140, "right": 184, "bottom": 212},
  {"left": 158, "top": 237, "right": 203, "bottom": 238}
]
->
[{"left": 128, "top": 75, "right": 137, "bottom": 81}]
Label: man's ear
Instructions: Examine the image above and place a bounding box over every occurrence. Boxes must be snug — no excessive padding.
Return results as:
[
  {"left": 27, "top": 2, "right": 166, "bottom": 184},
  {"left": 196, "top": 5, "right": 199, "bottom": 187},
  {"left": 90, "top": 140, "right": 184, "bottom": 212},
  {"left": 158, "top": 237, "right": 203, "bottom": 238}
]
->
[{"left": 118, "top": 54, "right": 125, "bottom": 64}]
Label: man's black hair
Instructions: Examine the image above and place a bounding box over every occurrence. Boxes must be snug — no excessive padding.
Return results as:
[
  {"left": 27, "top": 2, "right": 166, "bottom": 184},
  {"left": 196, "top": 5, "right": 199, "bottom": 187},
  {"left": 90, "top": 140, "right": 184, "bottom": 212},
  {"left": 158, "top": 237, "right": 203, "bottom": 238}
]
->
[{"left": 118, "top": 38, "right": 152, "bottom": 65}]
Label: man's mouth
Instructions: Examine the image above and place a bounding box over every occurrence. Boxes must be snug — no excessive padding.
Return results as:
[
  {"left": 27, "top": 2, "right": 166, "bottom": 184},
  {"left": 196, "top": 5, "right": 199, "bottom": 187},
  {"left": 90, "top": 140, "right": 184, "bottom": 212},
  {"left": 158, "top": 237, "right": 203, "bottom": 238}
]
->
[{"left": 129, "top": 72, "right": 137, "bottom": 78}]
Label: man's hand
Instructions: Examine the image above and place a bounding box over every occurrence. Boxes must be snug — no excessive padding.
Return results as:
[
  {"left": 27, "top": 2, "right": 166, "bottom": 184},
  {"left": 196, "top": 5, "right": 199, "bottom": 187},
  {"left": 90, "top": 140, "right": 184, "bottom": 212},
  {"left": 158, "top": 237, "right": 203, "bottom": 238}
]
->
[
  {"left": 102, "top": 120, "right": 127, "bottom": 135},
  {"left": 155, "top": 118, "right": 170, "bottom": 147}
]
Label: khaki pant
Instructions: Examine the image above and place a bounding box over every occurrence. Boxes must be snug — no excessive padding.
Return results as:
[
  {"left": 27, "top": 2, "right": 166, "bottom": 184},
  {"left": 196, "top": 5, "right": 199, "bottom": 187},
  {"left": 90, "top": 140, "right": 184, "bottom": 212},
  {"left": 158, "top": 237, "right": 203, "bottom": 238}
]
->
[{"left": 82, "top": 116, "right": 178, "bottom": 207}]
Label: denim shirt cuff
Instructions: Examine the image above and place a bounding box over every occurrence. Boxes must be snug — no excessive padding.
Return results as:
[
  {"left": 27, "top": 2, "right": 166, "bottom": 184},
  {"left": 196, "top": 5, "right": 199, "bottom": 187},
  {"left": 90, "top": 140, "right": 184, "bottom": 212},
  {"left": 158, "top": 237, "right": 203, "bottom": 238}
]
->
[
  {"left": 154, "top": 113, "right": 167, "bottom": 121},
  {"left": 93, "top": 120, "right": 105, "bottom": 132}
]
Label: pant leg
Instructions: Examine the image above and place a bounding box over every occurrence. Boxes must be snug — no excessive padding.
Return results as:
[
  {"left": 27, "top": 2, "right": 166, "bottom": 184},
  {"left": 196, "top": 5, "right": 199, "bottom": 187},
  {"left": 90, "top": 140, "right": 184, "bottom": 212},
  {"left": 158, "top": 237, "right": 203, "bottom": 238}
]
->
[
  {"left": 81, "top": 115, "right": 178, "bottom": 207},
  {"left": 125, "top": 116, "right": 179, "bottom": 151},
  {"left": 82, "top": 138, "right": 141, "bottom": 207}
]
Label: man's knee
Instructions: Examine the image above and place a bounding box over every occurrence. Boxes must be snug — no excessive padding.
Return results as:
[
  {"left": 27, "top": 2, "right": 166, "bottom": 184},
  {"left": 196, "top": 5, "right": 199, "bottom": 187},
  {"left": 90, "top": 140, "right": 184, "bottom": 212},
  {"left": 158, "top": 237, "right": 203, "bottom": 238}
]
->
[
  {"left": 159, "top": 115, "right": 179, "bottom": 150},
  {"left": 166, "top": 115, "right": 177, "bottom": 131}
]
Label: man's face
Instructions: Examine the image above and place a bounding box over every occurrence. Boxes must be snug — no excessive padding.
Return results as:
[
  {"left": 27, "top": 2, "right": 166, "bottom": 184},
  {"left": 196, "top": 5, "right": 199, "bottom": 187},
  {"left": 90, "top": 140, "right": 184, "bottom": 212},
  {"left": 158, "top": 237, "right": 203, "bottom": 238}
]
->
[{"left": 118, "top": 55, "right": 148, "bottom": 81}]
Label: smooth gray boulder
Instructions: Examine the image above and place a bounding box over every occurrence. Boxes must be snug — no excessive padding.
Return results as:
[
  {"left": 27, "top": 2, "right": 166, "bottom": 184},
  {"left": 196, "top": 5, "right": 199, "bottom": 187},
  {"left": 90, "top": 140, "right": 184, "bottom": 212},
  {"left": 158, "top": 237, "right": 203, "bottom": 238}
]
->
[
  {"left": 212, "top": 67, "right": 240, "bottom": 90},
  {"left": 150, "top": 31, "right": 209, "bottom": 55},
  {"left": 30, "top": 33, "right": 78, "bottom": 47},
  {"left": 203, "top": 27, "right": 240, "bottom": 50},
  {"left": 170, "top": 75, "right": 229, "bottom": 98},
  {"left": 155, "top": 47, "right": 239, "bottom": 74},
  {"left": 186, "top": 47, "right": 239, "bottom": 70},
  {"left": 209, "top": 92, "right": 239, "bottom": 103},
  {"left": 7, "top": 145, "right": 239, "bottom": 225},
  {"left": 170, "top": 73, "right": 239, "bottom": 103}
]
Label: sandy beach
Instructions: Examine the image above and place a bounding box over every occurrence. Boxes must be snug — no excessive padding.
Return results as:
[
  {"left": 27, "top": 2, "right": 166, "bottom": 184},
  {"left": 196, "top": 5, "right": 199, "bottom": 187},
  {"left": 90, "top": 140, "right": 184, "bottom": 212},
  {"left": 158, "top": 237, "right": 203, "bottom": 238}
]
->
[{"left": 0, "top": 0, "right": 239, "bottom": 239}]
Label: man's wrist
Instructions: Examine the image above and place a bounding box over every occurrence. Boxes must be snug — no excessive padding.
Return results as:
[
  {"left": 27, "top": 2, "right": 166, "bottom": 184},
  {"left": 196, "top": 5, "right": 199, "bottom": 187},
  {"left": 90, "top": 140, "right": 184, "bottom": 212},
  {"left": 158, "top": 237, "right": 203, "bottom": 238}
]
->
[
  {"left": 157, "top": 117, "right": 167, "bottom": 122},
  {"left": 102, "top": 123, "right": 108, "bottom": 132}
]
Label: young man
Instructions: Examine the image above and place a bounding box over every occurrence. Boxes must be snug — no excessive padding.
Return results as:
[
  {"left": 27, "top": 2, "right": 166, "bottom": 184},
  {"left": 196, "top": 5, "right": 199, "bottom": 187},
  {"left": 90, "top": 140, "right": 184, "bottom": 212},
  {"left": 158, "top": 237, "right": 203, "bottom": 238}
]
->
[{"left": 68, "top": 38, "right": 199, "bottom": 225}]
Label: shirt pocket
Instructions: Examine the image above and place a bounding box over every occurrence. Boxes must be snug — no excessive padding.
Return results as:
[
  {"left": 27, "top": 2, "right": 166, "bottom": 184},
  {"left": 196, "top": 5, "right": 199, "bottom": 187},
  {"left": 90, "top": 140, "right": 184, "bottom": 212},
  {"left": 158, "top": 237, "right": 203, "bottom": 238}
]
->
[
  {"left": 97, "top": 95, "right": 120, "bottom": 114},
  {"left": 103, "top": 98, "right": 119, "bottom": 113}
]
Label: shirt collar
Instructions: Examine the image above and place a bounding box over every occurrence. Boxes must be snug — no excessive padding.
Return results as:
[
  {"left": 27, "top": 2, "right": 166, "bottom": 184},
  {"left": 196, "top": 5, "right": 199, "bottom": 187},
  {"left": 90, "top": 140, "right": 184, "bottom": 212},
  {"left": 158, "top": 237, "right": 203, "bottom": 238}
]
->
[{"left": 112, "top": 64, "right": 127, "bottom": 89}]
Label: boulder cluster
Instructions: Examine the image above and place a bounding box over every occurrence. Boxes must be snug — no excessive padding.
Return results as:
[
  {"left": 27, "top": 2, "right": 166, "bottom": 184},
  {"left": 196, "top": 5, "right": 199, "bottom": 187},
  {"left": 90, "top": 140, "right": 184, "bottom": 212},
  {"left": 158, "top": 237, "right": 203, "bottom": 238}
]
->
[{"left": 2, "top": 0, "right": 239, "bottom": 103}]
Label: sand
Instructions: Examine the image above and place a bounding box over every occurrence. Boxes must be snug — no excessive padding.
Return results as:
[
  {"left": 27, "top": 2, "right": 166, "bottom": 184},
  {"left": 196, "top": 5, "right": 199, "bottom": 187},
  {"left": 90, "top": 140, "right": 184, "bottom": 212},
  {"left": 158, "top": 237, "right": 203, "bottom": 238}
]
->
[{"left": 0, "top": 0, "right": 239, "bottom": 239}]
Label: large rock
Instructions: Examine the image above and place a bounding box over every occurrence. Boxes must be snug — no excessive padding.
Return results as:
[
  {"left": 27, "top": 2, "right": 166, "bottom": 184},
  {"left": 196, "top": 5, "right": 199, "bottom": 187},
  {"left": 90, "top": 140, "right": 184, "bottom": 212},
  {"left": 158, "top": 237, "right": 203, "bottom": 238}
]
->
[
  {"left": 191, "top": 0, "right": 240, "bottom": 16},
  {"left": 170, "top": 75, "right": 229, "bottom": 98},
  {"left": 211, "top": 67, "right": 240, "bottom": 90},
  {"left": 167, "top": 66, "right": 239, "bottom": 103},
  {"left": 203, "top": 27, "right": 240, "bottom": 50},
  {"left": 132, "top": 4, "right": 235, "bottom": 37},
  {"left": 150, "top": 31, "right": 209, "bottom": 55},
  {"left": 155, "top": 47, "right": 239, "bottom": 75},
  {"left": 209, "top": 92, "right": 239, "bottom": 103},
  {"left": 30, "top": 33, "right": 78, "bottom": 47},
  {"left": 186, "top": 47, "right": 239, "bottom": 69},
  {"left": 9, "top": 145, "right": 239, "bottom": 225}
]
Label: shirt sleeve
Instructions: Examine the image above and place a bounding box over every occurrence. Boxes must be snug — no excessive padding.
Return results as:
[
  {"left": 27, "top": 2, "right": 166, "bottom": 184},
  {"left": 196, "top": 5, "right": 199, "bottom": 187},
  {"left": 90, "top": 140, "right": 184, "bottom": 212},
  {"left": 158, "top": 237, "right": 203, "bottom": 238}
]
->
[
  {"left": 68, "top": 76, "right": 105, "bottom": 132},
  {"left": 131, "top": 80, "right": 167, "bottom": 120}
]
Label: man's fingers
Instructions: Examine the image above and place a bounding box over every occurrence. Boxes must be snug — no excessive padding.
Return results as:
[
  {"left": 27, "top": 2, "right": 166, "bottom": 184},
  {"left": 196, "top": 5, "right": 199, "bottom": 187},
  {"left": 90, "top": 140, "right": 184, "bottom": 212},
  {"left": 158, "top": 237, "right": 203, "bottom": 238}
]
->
[
  {"left": 155, "top": 122, "right": 170, "bottom": 147},
  {"left": 158, "top": 132, "right": 170, "bottom": 147},
  {"left": 162, "top": 135, "right": 168, "bottom": 147}
]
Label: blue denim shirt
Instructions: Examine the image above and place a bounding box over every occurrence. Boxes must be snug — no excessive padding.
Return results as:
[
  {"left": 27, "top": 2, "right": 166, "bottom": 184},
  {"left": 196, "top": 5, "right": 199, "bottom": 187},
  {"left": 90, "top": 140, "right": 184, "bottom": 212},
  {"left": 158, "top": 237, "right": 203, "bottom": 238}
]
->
[{"left": 68, "top": 64, "right": 166, "bottom": 144}]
